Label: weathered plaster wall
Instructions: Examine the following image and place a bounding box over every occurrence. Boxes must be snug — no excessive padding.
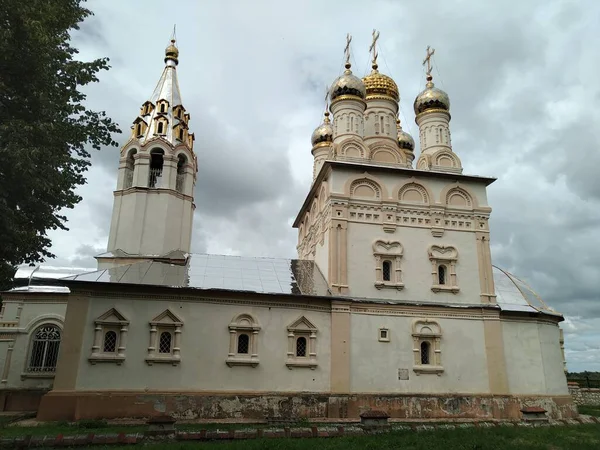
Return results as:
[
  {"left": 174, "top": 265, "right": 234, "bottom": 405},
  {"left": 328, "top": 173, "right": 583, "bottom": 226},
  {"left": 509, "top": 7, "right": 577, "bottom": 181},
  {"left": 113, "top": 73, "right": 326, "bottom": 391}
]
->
[
  {"left": 74, "top": 296, "right": 331, "bottom": 393},
  {"left": 502, "top": 320, "right": 568, "bottom": 395},
  {"left": 0, "top": 297, "right": 66, "bottom": 390},
  {"left": 349, "top": 314, "right": 490, "bottom": 393}
]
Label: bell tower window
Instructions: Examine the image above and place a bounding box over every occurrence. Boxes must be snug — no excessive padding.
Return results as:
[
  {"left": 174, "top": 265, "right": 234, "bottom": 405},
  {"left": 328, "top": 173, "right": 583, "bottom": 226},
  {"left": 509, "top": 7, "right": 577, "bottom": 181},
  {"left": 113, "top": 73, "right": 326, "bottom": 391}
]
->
[
  {"left": 124, "top": 149, "right": 136, "bottom": 189},
  {"left": 157, "top": 122, "right": 164, "bottom": 135},
  {"left": 176, "top": 154, "right": 187, "bottom": 193},
  {"left": 148, "top": 149, "right": 164, "bottom": 188}
]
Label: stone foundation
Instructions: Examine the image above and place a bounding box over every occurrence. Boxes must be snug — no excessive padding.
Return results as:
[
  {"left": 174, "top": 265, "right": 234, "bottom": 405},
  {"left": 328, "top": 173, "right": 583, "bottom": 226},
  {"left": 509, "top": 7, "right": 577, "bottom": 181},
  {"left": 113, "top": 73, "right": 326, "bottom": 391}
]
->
[{"left": 36, "top": 391, "right": 577, "bottom": 422}]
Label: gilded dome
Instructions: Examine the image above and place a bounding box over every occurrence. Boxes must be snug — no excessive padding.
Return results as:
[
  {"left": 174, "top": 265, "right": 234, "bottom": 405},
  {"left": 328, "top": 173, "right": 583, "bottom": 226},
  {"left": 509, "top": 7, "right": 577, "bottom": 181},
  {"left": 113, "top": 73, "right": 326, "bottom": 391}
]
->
[
  {"left": 330, "top": 63, "right": 366, "bottom": 101},
  {"left": 414, "top": 76, "right": 450, "bottom": 115},
  {"left": 311, "top": 112, "right": 333, "bottom": 147},
  {"left": 362, "top": 64, "right": 399, "bottom": 102},
  {"left": 396, "top": 119, "right": 414, "bottom": 151},
  {"left": 165, "top": 39, "right": 179, "bottom": 64}
]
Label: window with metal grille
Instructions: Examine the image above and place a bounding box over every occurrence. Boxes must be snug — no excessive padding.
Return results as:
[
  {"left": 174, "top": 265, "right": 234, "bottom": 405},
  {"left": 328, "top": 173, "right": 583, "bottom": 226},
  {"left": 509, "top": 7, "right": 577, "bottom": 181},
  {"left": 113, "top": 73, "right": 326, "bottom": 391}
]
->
[
  {"left": 237, "top": 334, "right": 249, "bottom": 354},
  {"left": 420, "top": 341, "right": 430, "bottom": 365},
  {"left": 158, "top": 332, "right": 172, "bottom": 354},
  {"left": 27, "top": 325, "right": 61, "bottom": 373},
  {"left": 103, "top": 331, "right": 117, "bottom": 353},
  {"left": 382, "top": 260, "right": 392, "bottom": 281},
  {"left": 296, "top": 337, "right": 307, "bottom": 357},
  {"left": 438, "top": 265, "right": 446, "bottom": 285}
]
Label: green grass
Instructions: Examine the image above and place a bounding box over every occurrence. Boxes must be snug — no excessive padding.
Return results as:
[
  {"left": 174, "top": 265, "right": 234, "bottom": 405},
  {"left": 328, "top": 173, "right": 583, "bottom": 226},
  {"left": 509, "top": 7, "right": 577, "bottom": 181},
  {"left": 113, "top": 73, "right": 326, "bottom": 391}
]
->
[
  {"left": 579, "top": 405, "right": 600, "bottom": 417},
  {"left": 37, "top": 424, "right": 600, "bottom": 450}
]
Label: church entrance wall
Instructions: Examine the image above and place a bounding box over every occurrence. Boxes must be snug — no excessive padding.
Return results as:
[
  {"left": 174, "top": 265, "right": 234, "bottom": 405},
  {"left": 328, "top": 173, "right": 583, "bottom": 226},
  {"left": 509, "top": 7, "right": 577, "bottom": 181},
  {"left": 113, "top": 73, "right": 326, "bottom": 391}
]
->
[{"left": 36, "top": 391, "right": 577, "bottom": 422}]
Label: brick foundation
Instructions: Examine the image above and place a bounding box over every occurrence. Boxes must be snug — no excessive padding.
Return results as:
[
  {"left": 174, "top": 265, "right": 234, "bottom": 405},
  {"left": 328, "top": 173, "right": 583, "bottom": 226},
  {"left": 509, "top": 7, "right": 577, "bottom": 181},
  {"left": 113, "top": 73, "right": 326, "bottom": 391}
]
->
[{"left": 36, "top": 391, "right": 577, "bottom": 422}]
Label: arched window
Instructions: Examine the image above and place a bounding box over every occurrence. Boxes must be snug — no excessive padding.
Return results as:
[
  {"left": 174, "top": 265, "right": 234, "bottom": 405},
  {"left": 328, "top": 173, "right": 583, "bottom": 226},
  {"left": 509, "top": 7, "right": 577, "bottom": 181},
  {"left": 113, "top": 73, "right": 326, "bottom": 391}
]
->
[
  {"left": 148, "top": 149, "right": 164, "bottom": 188},
  {"left": 27, "top": 325, "right": 61, "bottom": 373},
  {"left": 135, "top": 123, "right": 143, "bottom": 137},
  {"left": 382, "top": 260, "right": 392, "bottom": 282},
  {"left": 158, "top": 332, "right": 172, "bottom": 354},
  {"left": 237, "top": 334, "right": 249, "bottom": 354},
  {"left": 160, "top": 103, "right": 166, "bottom": 113},
  {"left": 176, "top": 154, "right": 187, "bottom": 193},
  {"left": 157, "top": 121, "right": 164, "bottom": 135},
  {"left": 124, "top": 149, "right": 136, "bottom": 189},
  {"left": 438, "top": 265, "right": 447, "bottom": 285},
  {"left": 296, "top": 337, "right": 307, "bottom": 357},
  {"left": 103, "top": 331, "right": 117, "bottom": 353},
  {"left": 420, "top": 341, "right": 430, "bottom": 365}
]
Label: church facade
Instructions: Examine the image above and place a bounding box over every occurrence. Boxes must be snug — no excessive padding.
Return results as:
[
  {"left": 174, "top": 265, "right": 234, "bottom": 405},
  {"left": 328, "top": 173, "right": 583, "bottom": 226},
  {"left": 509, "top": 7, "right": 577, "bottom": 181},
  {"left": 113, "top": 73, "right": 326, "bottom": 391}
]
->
[{"left": 0, "top": 36, "right": 575, "bottom": 421}]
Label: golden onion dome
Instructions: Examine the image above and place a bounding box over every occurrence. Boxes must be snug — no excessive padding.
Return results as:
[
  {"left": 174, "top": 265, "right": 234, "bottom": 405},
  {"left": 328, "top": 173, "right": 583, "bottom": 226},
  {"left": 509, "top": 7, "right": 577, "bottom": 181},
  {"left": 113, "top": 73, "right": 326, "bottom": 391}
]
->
[
  {"left": 329, "top": 63, "right": 366, "bottom": 102},
  {"left": 414, "top": 75, "right": 450, "bottom": 115},
  {"left": 362, "top": 64, "right": 399, "bottom": 102},
  {"left": 165, "top": 39, "right": 179, "bottom": 65},
  {"left": 311, "top": 112, "right": 333, "bottom": 147},
  {"left": 396, "top": 119, "right": 414, "bottom": 151}
]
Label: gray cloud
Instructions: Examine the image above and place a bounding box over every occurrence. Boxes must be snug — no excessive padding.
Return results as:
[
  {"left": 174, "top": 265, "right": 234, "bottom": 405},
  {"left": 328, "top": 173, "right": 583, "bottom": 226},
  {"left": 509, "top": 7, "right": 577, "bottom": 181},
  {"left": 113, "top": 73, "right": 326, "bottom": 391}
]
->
[{"left": 45, "top": 0, "right": 600, "bottom": 371}]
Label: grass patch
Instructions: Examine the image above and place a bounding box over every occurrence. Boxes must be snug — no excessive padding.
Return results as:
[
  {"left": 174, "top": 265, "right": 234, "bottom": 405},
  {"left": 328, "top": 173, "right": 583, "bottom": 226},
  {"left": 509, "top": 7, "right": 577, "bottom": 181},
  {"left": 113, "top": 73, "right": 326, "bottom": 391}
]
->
[
  {"left": 579, "top": 405, "right": 600, "bottom": 417},
  {"left": 35, "top": 423, "right": 600, "bottom": 450}
]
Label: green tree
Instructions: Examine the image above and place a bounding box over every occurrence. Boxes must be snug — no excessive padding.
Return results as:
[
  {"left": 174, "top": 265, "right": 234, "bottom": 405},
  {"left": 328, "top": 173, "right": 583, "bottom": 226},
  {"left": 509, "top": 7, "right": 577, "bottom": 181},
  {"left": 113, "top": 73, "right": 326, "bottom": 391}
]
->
[{"left": 0, "top": 0, "right": 120, "bottom": 290}]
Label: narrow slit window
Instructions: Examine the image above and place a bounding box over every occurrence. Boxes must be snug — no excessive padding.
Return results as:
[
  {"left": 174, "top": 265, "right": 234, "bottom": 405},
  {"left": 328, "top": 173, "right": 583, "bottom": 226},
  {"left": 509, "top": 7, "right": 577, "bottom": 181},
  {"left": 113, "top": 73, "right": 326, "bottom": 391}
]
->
[
  {"left": 237, "top": 334, "right": 249, "bottom": 354},
  {"left": 158, "top": 332, "right": 172, "bottom": 354},
  {"left": 103, "top": 331, "right": 117, "bottom": 353},
  {"left": 438, "top": 265, "right": 446, "bottom": 285},
  {"left": 296, "top": 337, "right": 307, "bottom": 357},
  {"left": 421, "top": 341, "right": 430, "bottom": 365},
  {"left": 380, "top": 116, "right": 385, "bottom": 135},
  {"left": 382, "top": 260, "right": 392, "bottom": 282},
  {"left": 157, "top": 122, "right": 164, "bottom": 135}
]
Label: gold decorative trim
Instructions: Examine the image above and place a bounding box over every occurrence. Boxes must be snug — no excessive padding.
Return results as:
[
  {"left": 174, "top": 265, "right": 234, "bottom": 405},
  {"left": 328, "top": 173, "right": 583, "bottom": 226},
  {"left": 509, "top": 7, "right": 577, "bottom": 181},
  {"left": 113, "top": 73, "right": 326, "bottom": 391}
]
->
[
  {"left": 330, "top": 95, "right": 366, "bottom": 108},
  {"left": 415, "top": 108, "right": 451, "bottom": 121}
]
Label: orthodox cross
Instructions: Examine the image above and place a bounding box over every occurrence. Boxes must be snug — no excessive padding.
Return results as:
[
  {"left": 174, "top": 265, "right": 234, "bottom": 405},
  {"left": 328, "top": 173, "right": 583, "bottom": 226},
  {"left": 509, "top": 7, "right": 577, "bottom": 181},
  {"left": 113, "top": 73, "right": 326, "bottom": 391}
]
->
[
  {"left": 344, "top": 33, "right": 352, "bottom": 67},
  {"left": 369, "top": 29, "right": 380, "bottom": 66},
  {"left": 423, "top": 46, "right": 435, "bottom": 76},
  {"left": 324, "top": 86, "right": 329, "bottom": 111}
]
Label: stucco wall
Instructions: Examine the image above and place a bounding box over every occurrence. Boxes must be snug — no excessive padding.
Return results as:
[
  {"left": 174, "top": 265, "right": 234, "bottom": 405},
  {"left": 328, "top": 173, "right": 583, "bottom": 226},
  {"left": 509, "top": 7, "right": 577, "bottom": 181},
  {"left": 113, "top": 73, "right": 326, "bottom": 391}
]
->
[
  {"left": 346, "top": 224, "right": 481, "bottom": 303},
  {"left": 502, "top": 320, "right": 568, "bottom": 395},
  {"left": 349, "top": 314, "right": 490, "bottom": 393},
  {"left": 74, "top": 297, "right": 331, "bottom": 392},
  {"left": 0, "top": 298, "right": 66, "bottom": 389}
]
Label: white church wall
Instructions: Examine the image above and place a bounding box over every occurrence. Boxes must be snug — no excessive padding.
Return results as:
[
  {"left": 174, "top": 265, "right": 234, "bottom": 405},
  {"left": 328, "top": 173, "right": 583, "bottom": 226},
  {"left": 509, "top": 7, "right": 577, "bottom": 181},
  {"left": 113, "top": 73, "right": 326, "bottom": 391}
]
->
[
  {"left": 349, "top": 313, "right": 490, "bottom": 393},
  {"left": 501, "top": 319, "right": 567, "bottom": 395},
  {"left": 313, "top": 228, "right": 329, "bottom": 283},
  {"left": 75, "top": 297, "right": 331, "bottom": 392},
  {"left": 539, "top": 322, "right": 569, "bottom": 395},
  {"left": 345, "top": 223, "right": 482, "bottom": 304},
  {"left": 0, "top": 299, "right": 66, "bottom": 389}
]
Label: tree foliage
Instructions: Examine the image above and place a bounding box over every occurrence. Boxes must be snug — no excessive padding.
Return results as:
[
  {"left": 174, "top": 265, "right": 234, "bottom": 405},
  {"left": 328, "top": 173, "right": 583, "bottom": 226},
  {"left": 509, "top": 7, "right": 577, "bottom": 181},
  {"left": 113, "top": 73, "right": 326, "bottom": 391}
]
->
[{"left": 0, "top": 0, "right": 120, "bottom": 289}]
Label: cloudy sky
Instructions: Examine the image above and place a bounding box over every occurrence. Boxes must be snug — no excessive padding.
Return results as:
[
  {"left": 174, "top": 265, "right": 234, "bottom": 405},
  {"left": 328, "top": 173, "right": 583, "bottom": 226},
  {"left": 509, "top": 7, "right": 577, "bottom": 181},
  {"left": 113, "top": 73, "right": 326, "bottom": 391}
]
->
[{"left": 48, "top": 0, "right": 600, "bottom": 371}]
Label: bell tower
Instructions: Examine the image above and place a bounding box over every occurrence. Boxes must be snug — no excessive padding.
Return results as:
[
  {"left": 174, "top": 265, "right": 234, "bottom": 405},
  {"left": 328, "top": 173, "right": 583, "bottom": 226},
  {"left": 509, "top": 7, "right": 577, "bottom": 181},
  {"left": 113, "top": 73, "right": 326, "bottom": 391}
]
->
[{"left": 98, "top": 38, "right": 198, "bottom": 269}]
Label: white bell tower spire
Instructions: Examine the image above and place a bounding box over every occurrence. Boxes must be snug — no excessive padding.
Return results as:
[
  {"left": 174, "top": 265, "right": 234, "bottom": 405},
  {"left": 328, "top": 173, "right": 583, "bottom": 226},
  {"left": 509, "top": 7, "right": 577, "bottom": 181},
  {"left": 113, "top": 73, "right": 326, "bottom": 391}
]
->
[{"left": 99, "top": 36, "right": 198, "bottom": 269}]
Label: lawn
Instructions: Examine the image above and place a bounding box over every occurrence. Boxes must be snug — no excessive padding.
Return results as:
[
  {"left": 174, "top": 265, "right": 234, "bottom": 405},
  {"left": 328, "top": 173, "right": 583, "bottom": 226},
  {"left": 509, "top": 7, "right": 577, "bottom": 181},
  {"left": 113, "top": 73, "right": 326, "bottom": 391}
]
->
[
  {"left": 33, "top": 424, "right": 600, "bottom": 450},
  {"left": 579, "top": 405, "right": 600, "bottom": 417}
]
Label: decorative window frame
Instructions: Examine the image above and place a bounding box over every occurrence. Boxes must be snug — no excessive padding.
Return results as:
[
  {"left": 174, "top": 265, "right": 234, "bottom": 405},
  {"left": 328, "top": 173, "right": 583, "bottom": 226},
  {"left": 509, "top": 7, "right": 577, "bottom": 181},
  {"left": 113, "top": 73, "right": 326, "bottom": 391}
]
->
[
  {"left": 22, "top": 323, "right": 62, "bottom": 380},
  {"left": 428, "top": 245, "right": 459, "bottom": 293},
  {"left": 155, "top": 116, "right": 168, "bottom": 136},
  {"left": 226, "top": 313, "right": 260, "bottom": 368},
  {"left": 373, "top": 240, "right": 404, "bottom": 290},
  {"left": 133, "top": 118, "right": 147, "bottom": 138},
  {"left": 140, "top": 101, "right": 154, "bottom": 116},
  {"left": 89, "top": 308, "right": 129, "bottom": 365},
  {"left": 378, "top": 327, "right": 390, "bottom": 342},
  {"left": 156, "top": 99, "right": 170, "bottom": 114},
  {"left": 145, "top": 310, "right": 183, "bottom": 366},
  {"left": 412, "top": 319, "right": 443, "bottom": 375},
  {"left": 286, "top": 316, "right": 318, "bottom": 369}
]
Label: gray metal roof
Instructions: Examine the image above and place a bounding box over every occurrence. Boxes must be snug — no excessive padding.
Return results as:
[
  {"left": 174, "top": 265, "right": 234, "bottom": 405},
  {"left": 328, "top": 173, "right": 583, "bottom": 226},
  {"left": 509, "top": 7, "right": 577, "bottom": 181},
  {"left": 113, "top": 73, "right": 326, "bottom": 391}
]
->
[{"left": 62, "top": 254, "right": 331, "bottom": 297}]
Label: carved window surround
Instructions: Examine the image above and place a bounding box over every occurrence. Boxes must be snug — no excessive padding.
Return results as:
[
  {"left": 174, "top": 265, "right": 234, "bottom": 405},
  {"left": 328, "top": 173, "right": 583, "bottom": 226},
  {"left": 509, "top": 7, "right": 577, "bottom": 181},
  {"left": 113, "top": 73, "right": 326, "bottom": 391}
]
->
[
  {"left": 428, "top": 245, "right": 459, "bottom": 293},
  {"left": 412, "top": 319, "right": 443, "bottom": 376},
  {"left": 286, "top": 316, "right": 318, "bottom": 369},
  {"left": 89, "top": 308, "right": 129, "bottom": 365},
  {"left": 145, "top": 310, "right": 183, "bottom": 366},
  {"left": 226, "top": 314, "right": 260, "bottom": 368},
  {"left": 373, "top": 240, "right": 404, "bottom": 290}
]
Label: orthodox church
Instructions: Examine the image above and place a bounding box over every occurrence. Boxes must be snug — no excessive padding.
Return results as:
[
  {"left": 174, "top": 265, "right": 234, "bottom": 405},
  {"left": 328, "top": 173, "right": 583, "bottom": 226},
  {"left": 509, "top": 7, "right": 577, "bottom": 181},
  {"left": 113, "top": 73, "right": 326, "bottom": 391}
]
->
[{"left": 0, "top": 34, "right": 575, "bottom": 421}]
